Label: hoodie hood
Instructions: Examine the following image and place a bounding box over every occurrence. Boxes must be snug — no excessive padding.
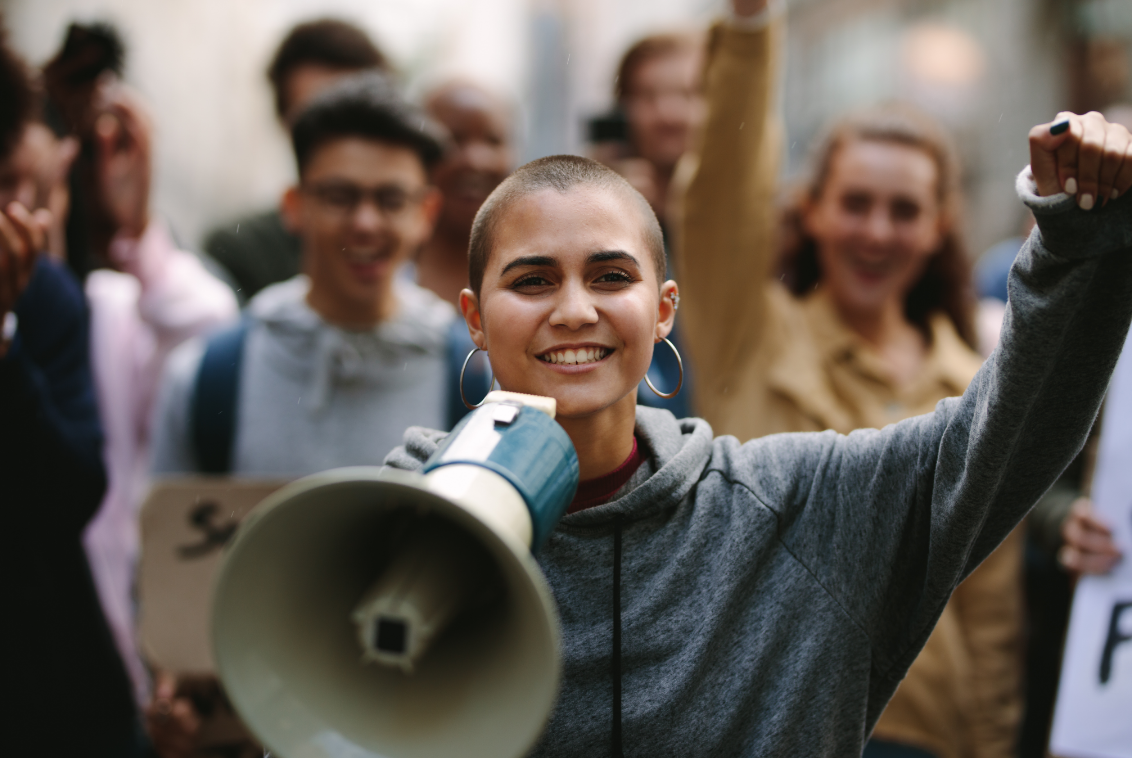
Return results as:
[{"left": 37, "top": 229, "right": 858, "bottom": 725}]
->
[
  {"left": 248, "top": 274, "right": 453, "bottom": 350},
  {"left": 247, "top": 275, "right": 454, "bottom": 413},
  {"left": 384, "top": 405, "right": 715, "bottom": 526}
]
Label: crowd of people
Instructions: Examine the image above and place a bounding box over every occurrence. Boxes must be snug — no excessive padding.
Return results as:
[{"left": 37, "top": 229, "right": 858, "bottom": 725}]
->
[{"left": 2, "top": 1, "right": 1130, "bottom": 757}]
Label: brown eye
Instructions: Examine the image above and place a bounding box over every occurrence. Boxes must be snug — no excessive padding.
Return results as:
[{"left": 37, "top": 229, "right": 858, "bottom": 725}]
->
[
  {"left": 374, "top": 188, "right": 410, "bottom": 213},
  {"left": 317, "top": 185, "right": 361, "bottom": 209},
  {"left": 891, "top": 199, "right": 921, "bottom": 222},
  {"left": 841, "top": 192, "right": 871, "bottom": 215},
  {"left": 513, "top": 275, "right": 552, "bottom": 289},
  {"left": 596, "top": 271, "right": 632, "bottom": 284}
]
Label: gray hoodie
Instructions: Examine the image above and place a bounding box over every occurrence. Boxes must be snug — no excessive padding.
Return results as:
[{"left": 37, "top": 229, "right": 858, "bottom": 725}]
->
[
  {"left": 152, "top": 275, "right": 454, "bottom": 476},
  {"left": 385, "top": 173, "right": 1132, "bottom": 757}
]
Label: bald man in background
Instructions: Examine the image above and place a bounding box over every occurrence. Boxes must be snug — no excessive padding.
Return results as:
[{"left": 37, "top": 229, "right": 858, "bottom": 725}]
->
[{"left": 413, "top": 80, "right": 514, "bottom": 308}]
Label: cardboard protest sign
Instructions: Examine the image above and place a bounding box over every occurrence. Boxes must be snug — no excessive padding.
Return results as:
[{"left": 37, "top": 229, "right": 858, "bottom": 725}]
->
[
  {"left": 1050, "top": 331, "right": 1132, "bottom": 758},
  {"left": 138, "top": 478, "right": 286, "bottom": 675}
]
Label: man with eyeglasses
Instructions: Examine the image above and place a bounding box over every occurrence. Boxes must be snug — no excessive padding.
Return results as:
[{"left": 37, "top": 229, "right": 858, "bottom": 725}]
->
[
  {"left": 145, "top": 71, "right": 457, "bottom": 756},
  {"left": 151, "top": 72, "right": 452, "bottom": 481}
]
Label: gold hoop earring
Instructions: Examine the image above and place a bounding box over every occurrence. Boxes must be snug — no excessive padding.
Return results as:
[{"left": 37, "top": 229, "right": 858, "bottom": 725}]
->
[
  {"left": 460, "top": 347, "right": 497, "bottom": 409},
  {"left": 644, "top": 338, "right": 683, "bottom": 399}
]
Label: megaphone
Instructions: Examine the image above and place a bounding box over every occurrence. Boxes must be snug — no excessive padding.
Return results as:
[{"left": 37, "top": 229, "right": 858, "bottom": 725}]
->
[{"left": 212, "top": 392, "right": 578, "bottom": 758}]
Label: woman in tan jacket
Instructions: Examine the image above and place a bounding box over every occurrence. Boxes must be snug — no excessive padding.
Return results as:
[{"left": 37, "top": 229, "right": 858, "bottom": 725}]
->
[{"left": 675, "top": 12, "right": 1022, "bottom": 758}]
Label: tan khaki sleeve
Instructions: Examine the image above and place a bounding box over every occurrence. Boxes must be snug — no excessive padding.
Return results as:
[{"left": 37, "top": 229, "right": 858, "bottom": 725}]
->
[
  {"left": 673, "top": 17, "right": 783, "bottom": 399},
  {"left": 952, "top": 524, "right": 1025, "bottom": 758}
]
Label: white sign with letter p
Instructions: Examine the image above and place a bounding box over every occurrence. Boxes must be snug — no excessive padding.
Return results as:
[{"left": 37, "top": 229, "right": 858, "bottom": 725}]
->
[{"left": 1050, "top": 330, "right": 1132, "bottom": 758}]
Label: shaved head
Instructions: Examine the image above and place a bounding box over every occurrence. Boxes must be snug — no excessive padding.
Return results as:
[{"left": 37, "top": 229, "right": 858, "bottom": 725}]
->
[
  {"left": 424, "top": 80, "right": 511, "bottom": 126},
  {"left": 468, "top": 155, "right": 666, "bottom": 298}
]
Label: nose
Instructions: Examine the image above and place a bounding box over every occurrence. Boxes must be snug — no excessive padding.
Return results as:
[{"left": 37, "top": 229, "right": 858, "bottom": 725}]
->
[
  {"left": 464, "top": 141, "right": 498, "bottom": 171},
  {"left": 864, "top": 206, "right": 896, "bottom": 245},
  {"left": 656, "top": 90, "right": 691, "bottom": 124},
  {"left": 351, "top": 198, "right": 386, "bottom": 235},
  {"left": 549, "top": 280, "right": 599, "bottom": 331}
]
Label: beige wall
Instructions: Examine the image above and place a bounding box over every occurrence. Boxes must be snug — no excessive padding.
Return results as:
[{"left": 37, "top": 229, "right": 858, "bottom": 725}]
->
[{"left": 4, "top": 0, "right": 529, "bottom": 249}]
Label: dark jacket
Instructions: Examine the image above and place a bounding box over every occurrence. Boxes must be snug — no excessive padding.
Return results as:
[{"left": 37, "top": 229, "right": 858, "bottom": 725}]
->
[
  {"left": 2, "top": 258, "right": 136, "bottom": 756},
  {"left": 204, "top": 208, "right": 302, "bottom": 302}
]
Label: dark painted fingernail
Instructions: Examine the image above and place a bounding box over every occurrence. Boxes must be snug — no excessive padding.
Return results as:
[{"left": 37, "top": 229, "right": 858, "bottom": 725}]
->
[{"left": 1050, "top": 120, "right": 1070, "bottom": 135}]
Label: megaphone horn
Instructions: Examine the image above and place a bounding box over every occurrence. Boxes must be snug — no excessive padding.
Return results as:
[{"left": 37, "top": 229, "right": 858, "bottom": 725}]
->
[{"left": 212, "top": 392, "right": 579, "bottom": 758}]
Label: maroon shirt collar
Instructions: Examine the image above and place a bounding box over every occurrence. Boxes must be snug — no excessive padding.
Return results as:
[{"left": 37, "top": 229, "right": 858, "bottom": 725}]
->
[{"left": 567, "top": 436, "right": 645, "bottom": 514}]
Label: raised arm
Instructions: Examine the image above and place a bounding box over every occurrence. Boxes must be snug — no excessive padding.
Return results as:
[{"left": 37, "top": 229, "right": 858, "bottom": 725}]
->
[
  {"left": 733, "top": 114, "right": 1132, "bottom": 725},
  {"left": 674, "top": 0, "right": 783, "bottom": 401},
  {"left": 110, "top": 220, "right": 237, "bottom": 346}
]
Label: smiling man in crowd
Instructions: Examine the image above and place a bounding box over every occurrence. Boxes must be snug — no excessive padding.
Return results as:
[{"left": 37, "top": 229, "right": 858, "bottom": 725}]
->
[
  {"left": 147, "top": 74, "right": 458, "bottom": 754},
  {"left": 151, "top": 72, "right": 453, "bottom": 479}
]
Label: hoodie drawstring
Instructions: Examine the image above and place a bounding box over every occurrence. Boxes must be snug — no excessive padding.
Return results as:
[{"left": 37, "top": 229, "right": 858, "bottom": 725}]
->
[{"left": 612, "top": 517, "right": 624, "bottom": 758}]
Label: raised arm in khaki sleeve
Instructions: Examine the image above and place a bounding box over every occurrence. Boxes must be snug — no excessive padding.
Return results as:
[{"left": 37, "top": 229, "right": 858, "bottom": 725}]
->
[{"left": 674, "top": 15, "right": 783, "bottom": 413}]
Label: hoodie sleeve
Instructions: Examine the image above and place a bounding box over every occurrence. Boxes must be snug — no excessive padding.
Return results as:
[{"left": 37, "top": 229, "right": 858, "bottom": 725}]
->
[
  {"left": 1, "top": 258, "right": 106, "bottom": 535},
  {"left": 733, "top": 171, "right": 1132, "bottom": 710},
  {"left": 108, "top": 220, "right": 238, "bottom": 345},
  {"left": 382, "top": 425, "right": 448, "bottom": 472}
]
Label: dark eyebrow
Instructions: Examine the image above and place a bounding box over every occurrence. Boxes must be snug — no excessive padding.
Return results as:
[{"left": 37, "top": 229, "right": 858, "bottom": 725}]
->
[
  {"left": 587, "top": 250, "right": 640, "bottom": 267},
  {"left": 501, "top": 255, "right": 557, "bottom": 276}
]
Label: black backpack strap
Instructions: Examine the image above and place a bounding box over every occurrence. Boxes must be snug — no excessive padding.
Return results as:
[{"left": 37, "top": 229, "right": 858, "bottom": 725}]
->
[{"left": 190, "top": 319, "right": 250, "bottom": 474}]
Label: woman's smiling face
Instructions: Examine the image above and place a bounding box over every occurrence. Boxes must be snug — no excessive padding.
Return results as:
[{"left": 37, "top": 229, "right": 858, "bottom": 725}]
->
[{"left": 462, "top": 184, "right": 676, "bottom": 419}]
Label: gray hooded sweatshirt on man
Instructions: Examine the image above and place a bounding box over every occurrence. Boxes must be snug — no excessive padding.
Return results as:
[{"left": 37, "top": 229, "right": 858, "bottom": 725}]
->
[
  {"left": 386, "top": 174, "right": 1132, "bottom": 757},
  {"left": 152, "top": 275, "right": 454, "bottom": 476}
]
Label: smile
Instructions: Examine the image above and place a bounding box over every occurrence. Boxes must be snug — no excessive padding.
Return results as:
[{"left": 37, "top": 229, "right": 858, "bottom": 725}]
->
[
  {"left": 345, "top": 249, "right": 391, "bottom": 264},
  {"left": 537, "top": 347, "right": 611, "bottom": 366}
]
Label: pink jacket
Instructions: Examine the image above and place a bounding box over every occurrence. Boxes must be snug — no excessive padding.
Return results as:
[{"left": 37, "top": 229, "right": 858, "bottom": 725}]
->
[{"left": 83, "top": 220, "right": 238, "bottom": 704}]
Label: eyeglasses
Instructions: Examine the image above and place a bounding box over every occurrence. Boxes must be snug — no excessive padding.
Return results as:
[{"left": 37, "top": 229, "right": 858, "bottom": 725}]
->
[{"left": 302, "top": 181, "right": 431, "bottom": 219}]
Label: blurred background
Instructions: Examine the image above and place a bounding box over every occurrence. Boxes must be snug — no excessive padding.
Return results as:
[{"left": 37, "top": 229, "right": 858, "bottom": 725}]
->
[{"left": 4, "top": 0, "right": 1130, "bottom": 257}]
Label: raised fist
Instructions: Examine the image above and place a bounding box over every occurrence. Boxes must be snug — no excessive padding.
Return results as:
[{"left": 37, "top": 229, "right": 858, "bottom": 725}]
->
[{"left": 1029, "top": 111, "right": 1132, "bottom": 209}]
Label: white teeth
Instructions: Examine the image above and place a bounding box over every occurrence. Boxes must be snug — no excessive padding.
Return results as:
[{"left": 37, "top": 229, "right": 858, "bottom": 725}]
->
[
  {"left": 540, "top": 348, "right": 609, "bottom": 365},
  {"left": 345, "top": 249, "right": 388, "bottom": 264}
]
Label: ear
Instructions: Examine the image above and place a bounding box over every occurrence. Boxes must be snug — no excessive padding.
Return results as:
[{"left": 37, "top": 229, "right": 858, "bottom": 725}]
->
[
  {"left": 459, "top": 287, "right": 487, "bottom": 350},
  {"left": 656, "top": 280, "right": 678, "bottom": 342},
  {"left": 280, "top": 185, "right": 302, "bottom": 232},
  {"left": 421, "top": 186, "right": 443, "bottom": 231}
]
